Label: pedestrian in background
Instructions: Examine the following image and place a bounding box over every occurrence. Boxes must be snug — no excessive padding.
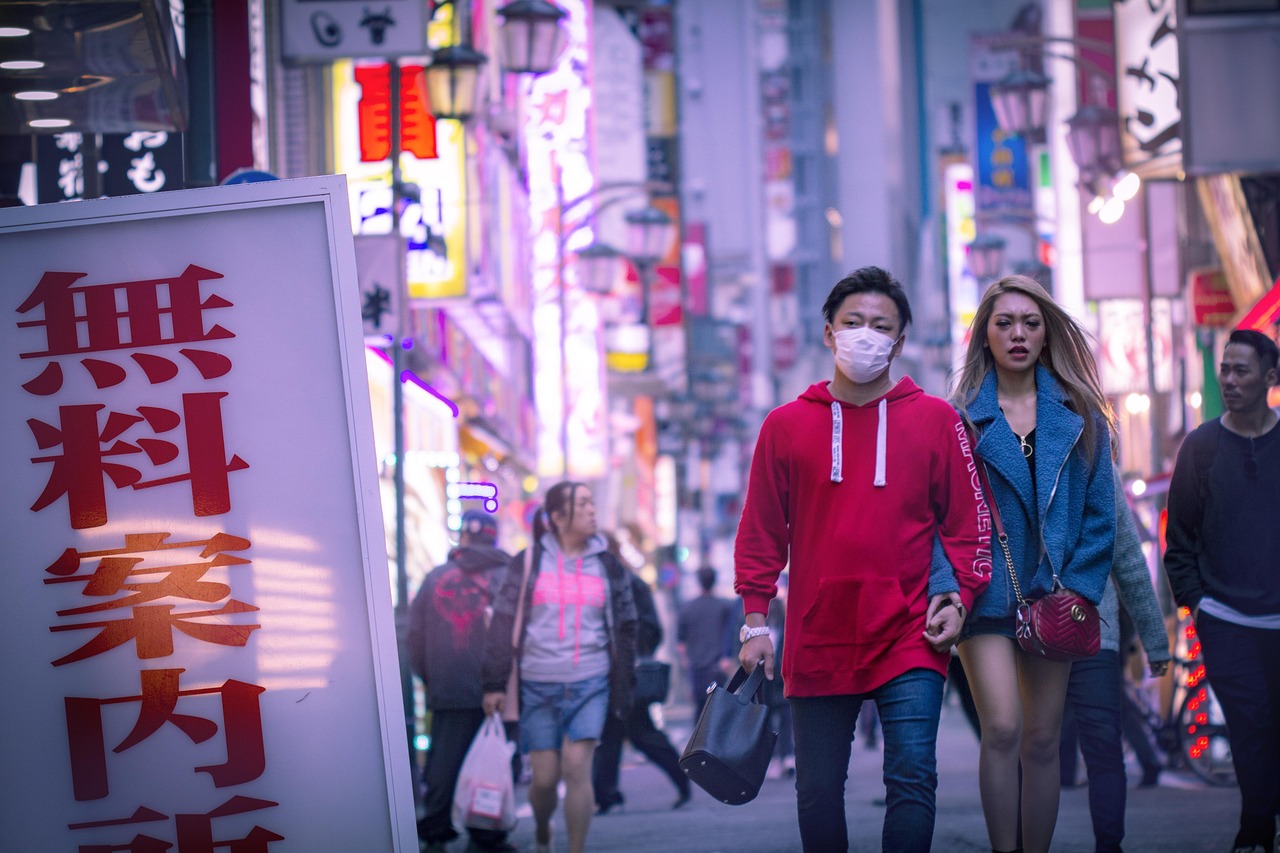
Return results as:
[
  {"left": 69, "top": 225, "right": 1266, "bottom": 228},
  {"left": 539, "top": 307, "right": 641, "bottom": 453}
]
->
[
  {"left": 592, "top": 534, "right": 691, "bottom": 814},
  {"left": 1058, "top": 466, "right": 1170, "bottom": 853},
  {"left": 735, "top": 266, "right": 989, "bottom": 853},
  {"left": 481, "top": 483, "right": 638, "bottom": 853},
  {"left": 408, "top": 510, "right": 517, "bottom": 853},
  {"left": 1164, "top": 328, "right": 1280, "bottom": 853},
  {"left": 676, "top": 566, "right": 736, "bottom": 716},
  {"left": 945, "top": 274, "right": 1116, "bottom": 853}
]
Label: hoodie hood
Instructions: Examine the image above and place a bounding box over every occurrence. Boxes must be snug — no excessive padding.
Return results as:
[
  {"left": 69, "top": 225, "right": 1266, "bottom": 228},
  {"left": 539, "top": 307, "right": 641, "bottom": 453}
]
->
[
  {"left": 449, "top": 544, "right": 510, "bottom": 574},
  {"left": 538, "top": 530, "right": 608, "bottom": 559},
  {"left": 799, "top": 378, "right": 923, "bottom": 486}
]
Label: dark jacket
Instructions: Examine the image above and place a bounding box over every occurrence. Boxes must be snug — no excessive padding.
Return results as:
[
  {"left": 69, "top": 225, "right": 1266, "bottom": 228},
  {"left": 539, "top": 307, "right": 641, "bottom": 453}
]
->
[
  {"left": 481, "top": 543, "right": 639, "bottom": 719},
  {"left": 631, "top": 571, "right": 662, "bottom": 658},
  {"left": 407, "top": 544, "right": 510, "bottom": 711}
]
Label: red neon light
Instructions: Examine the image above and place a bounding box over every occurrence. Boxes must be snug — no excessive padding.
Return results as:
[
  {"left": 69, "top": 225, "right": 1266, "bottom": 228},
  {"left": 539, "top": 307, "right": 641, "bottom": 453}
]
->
[
  {"left": 1238, "top": 276, "right": 1280, "bottom": 331},
  {"left": 353, "top": 64, "right": 438, "bottom": 162}
]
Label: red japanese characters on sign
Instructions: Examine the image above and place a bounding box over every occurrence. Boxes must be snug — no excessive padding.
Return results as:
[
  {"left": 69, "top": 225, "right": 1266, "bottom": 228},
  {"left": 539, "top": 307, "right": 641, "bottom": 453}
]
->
[
  {"left": 13, "top": 261, "right": 280, "bottom": 846},
  {"left": 17, "top": 265, "right": 249, "bottom": 529}
]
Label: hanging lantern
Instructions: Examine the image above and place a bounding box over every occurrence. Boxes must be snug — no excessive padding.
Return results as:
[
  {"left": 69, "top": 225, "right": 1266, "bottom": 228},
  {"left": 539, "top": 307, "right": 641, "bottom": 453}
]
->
[
  {"left": 423, "top": 43, "right": 487, "bottom": 122},
  {"left": 968, "top": 233, "right": 1007, "bottom": 282},
  {"left": 1066, "top": 103, "right": 1122, "bottom": 182},
  {"left": 624, "top": 205, "right": 675, "bottom": 266},
  {"left": 575, "top": 240, "right": 623, "bottom": 294},
  {"left": 496, "top": 0, "right": 568, "bottom": 75},
  {"left": 989, "top": 67, "right": 1051, "bottom": 138}
]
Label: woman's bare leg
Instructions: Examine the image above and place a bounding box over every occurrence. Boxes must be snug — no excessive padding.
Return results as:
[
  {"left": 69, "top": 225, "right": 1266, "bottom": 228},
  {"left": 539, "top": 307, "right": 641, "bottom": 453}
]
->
[
  {"left": 528, "top": 749, "right": 561, "bottom": 846},
  {"left": 560, "top": 738, "right": 598, "bottom": 853},
  {"left": 958, "top": 636, "right": 1023, "bottom": 851},
  {"left": 1016, "top": 653, "right": 1073, "bottom": 853}
]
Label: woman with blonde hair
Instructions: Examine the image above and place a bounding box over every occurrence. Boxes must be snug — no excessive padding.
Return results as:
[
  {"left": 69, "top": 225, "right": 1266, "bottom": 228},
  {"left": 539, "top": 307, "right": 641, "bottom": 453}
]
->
[
  {"left": 481, "top": 482, "right": 638, "bottom": 853},
  {"left": 948, "top": 274, "right": 1116, "bottom": 853}
]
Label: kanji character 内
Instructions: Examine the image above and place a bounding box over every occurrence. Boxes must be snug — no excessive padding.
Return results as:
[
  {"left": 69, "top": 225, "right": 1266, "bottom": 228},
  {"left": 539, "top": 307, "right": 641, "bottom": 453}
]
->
[{"left": 65, "top": 668, "right": 267, "bottom": 801}]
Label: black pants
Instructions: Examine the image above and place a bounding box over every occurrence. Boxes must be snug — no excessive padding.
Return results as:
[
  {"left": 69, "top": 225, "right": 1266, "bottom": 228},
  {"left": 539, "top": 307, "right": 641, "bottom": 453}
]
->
[
  {"left": 1197, "top": 612, "right": 1280, "bottom": 849},
  {"left": 1060, "top": 650, "right": 1127, "bottom": 853},
  {"left": 592, "top": 704, "right": 689, "bottom": 804},
  {"left": 419, "top": 708, "right": 513, "bottom": 847}
]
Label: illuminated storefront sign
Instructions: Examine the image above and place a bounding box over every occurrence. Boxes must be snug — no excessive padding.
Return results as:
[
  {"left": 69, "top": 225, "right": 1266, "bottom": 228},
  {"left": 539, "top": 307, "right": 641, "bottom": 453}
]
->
[
  {"left": 334, "top": 61, "right": 468, "bottom": 301},
  {"left": 943, "top": 161, "right": 979, "bottom": 370}
]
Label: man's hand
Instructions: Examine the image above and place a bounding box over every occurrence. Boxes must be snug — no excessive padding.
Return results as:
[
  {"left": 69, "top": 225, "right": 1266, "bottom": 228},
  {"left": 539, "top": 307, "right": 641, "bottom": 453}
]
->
[
  {"left": 1149, "top": 660, "right": 1169, "bottom": 678},
  {"left": 738, "top": 614, "right": 775, "bottom": 681},
  {"left": 482, "top": 691, "right": 505, "bottom": 717},
  {"left": 924, "top": 594, "right": 965, "bottom": 652}
]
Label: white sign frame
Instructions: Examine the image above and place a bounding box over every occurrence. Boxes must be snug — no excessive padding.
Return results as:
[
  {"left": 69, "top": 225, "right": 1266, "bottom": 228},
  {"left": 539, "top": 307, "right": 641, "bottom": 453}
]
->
[
  {"left": 280, "top": 0, "right": 427, "bottom": 62},
  {"left": 0, "top": 176, "right": 416, "bottom": 850}
]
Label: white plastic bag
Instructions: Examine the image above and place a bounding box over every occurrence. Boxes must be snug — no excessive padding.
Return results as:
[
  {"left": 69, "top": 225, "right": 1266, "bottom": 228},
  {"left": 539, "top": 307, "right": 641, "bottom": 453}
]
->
[{"left": 452, "top": 713, "right": 517, "bottom": 833}]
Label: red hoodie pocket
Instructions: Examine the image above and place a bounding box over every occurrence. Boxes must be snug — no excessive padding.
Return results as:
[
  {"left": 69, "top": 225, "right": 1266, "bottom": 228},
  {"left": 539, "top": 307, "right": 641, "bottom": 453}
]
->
[{"left": 797, "top": 576, "right": 908, "bottom": 652}]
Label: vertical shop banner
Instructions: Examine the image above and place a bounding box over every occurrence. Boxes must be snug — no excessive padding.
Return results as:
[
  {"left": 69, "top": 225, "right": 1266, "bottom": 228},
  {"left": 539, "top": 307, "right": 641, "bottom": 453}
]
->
[
  {"left": 1114, "top": 0, "right": 1181, "bottom": 179},
  {"left": 0, "top": 177, "right": 416, "bottom": 851},
  {"left": 970, "top": 34, "right": 1032, "bottom": 222}
]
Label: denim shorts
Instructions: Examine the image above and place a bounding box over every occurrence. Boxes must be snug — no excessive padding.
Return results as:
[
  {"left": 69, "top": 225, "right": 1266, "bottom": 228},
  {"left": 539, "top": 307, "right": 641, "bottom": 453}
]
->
[
  {"left": 519, "top": 673, "right": 610, "bottom": 752},
  {"left": 959, "top": 613, "right": 1016, "bottom": 642}
]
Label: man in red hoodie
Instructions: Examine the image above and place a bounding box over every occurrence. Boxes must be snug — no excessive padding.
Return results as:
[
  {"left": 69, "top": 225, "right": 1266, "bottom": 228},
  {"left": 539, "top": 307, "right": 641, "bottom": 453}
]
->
[{"left": 735, "top": 266, "right": 991, "bottom": 853}]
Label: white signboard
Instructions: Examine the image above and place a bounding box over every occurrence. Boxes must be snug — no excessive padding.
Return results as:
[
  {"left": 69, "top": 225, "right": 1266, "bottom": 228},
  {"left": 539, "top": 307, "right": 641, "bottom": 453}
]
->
[
  {"left": 0, "top": 177, "right": 416, "bottom": 850},
  {"left": 281, "top": 0, "right": 427, "bottom": 62}
]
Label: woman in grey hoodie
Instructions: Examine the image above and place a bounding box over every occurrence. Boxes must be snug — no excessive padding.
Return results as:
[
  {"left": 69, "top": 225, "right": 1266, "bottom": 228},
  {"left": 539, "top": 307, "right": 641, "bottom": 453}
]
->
[{"left": 482, "top": 482, "right": 638, "bottom": 853}]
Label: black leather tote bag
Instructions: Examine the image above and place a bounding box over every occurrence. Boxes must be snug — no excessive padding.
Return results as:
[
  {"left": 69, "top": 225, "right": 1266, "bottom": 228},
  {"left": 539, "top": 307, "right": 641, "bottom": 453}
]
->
[{"left": 678, "top": 665, "right": 777, "bottom": 805}]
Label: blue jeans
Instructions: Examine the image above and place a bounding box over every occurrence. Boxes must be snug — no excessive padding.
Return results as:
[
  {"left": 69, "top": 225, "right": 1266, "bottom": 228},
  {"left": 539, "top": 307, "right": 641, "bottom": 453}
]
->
[
  {"left": 1062, "top": 650, "right": 1126, "bottom": 853},
  {"left": 790, "top": 669, "right": 944, "bottom": 853}
]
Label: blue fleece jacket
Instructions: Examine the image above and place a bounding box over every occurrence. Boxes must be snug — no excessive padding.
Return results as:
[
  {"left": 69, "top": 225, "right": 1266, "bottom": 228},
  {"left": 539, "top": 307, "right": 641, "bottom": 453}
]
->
[{"left": 932, "top": 365, "right": 1115, "bottom": 617}]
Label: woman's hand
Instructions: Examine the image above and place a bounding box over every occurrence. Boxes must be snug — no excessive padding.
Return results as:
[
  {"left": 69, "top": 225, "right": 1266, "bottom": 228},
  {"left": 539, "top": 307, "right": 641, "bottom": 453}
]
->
[{"left": 482, "top": 691, "right": 505, "bottom": 717}]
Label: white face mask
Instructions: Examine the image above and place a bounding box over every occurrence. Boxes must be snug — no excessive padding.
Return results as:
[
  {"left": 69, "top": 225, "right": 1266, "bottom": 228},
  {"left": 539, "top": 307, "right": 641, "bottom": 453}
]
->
[{"left": 833, "top": 326, "right": 898, "bottom": 384}]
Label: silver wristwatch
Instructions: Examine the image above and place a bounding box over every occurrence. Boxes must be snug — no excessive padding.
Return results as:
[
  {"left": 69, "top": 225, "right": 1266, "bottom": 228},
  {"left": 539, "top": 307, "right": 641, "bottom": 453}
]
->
[{"left": 739, "top": 624, "right": 770, "bottom": 643}]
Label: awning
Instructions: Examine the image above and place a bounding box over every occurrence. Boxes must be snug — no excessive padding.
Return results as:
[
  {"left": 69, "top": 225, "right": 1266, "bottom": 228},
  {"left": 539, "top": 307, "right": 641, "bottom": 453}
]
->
[{"left": 0, "top": 1, "right": 185, "bottom": 135}]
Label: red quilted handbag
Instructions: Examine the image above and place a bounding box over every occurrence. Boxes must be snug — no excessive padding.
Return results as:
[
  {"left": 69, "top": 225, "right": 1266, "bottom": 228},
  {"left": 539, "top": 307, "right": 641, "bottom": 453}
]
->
[
  {"left": 1014, "top": 588, "right": 1101, "bottom": 662},
  {"left": 973, "top": 445, "right": 1100, "bottom": 663}
]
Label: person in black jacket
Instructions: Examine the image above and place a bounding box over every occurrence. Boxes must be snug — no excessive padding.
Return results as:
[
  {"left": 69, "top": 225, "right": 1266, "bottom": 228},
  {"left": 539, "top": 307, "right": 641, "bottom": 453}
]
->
[
  {"left": 1165, "top": 329, "right": 1280, "bottom": 853},
  {"left": 592, "top": 534, "right": 692, "bottom": 813},
  {"left": 408, "top": 510, "right": 517, "bottom": 853}
]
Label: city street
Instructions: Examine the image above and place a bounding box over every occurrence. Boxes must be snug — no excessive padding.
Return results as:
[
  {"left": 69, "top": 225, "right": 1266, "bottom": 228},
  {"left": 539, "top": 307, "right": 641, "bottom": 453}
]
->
[{"left": 492, "top": 698, "right": 1241, "bottom": 853}]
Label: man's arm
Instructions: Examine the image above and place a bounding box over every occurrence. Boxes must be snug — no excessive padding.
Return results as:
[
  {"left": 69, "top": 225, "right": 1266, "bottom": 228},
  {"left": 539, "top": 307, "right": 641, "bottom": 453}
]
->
[
  {"left": 733, "top": 413, "right": 790, "bottom": 679},
  {"left": 1163, "top": 430, "right": 1207, "bottom": 614}
]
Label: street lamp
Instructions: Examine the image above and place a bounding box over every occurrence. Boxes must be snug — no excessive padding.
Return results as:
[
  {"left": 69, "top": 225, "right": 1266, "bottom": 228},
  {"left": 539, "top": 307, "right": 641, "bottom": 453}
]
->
[
  {"left": 969, "top": 233, "right": 1007, "bottom": 285},
  {"left": 423, "top": 0, "right": 487, "bottom": 122},
  {"left": 496, "top": 0, "right": 568, "bottom": 75}
]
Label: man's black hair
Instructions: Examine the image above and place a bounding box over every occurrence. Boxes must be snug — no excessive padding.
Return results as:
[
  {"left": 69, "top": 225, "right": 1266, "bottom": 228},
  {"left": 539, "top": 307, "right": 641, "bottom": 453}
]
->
[
  {"left": 821, "top": 266, "right": 912, "bottom": 331},
  {"left": 1227, "top": 328, "right": 1280, "bottom": 374},
  {"left": 696, "top": 566, "right": 716, "bottom": 593}
]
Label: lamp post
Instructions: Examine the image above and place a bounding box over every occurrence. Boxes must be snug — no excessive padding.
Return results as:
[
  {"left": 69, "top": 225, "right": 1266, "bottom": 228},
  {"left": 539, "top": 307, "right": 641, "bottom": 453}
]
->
[
  {"left": 496, "top": 0, "right": 568, "bottom": 75},
  {"left": 552, "top": 178, "right": 675, "bottom": 480},
  {"left": 423, "top": 0, "right": 487, "bottom": 123}
]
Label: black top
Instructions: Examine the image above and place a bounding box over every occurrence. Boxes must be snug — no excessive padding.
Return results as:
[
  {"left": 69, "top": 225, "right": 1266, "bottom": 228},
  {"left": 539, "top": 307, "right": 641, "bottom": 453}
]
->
[{"left": 1164, "top": 418, "right": 1280, "bottom": 616}]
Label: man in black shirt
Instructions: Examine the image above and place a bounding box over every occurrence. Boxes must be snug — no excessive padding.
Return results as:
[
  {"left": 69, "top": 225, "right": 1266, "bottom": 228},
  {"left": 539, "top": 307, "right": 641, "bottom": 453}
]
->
[
  {"left": 1165, "top": 329, "right": 1280, "bottom": 853},
  {"left": 676, "top": 566, "right": 736, "bottom": 716}
]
